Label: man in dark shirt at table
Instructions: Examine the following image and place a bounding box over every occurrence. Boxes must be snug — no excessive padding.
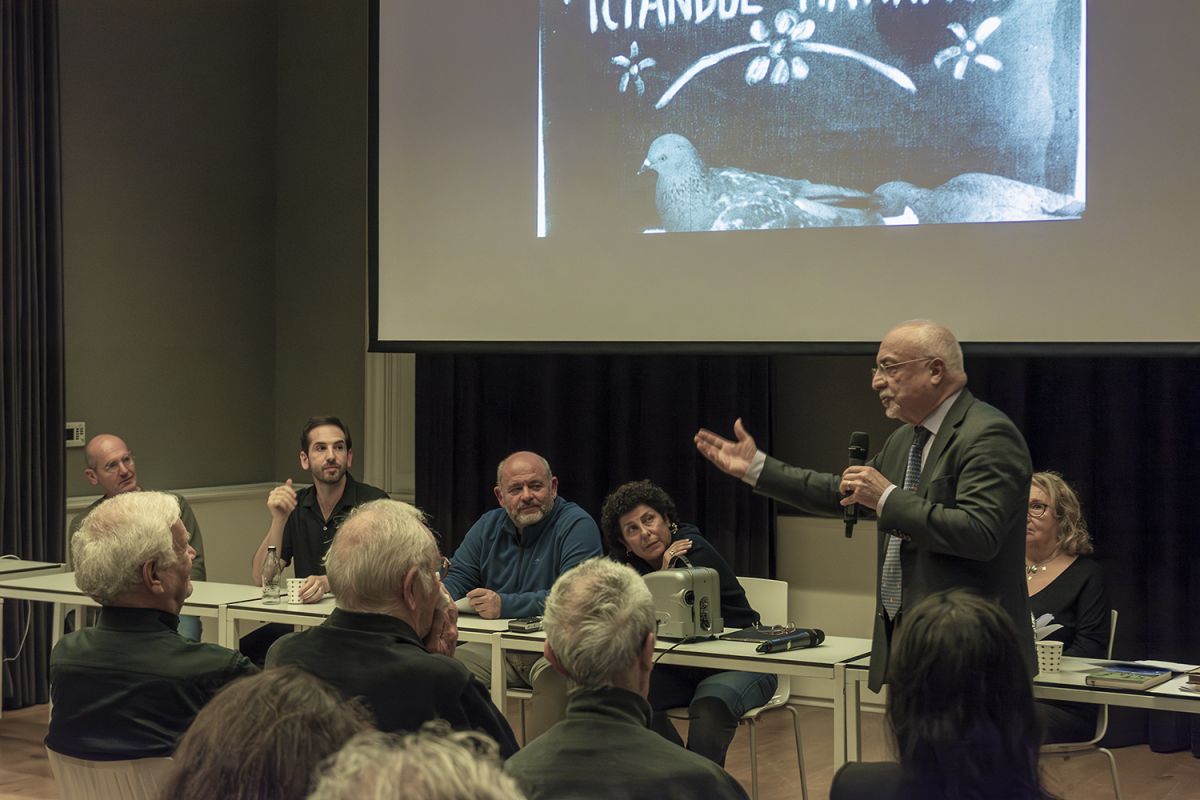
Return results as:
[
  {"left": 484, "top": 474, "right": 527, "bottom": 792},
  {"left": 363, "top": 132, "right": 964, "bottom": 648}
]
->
[
  {"left": 48, "top": 491, "right": 256, "bottom": 760},
  {"left": 251, "top": 416, "right": 388, "bottom": 601},
  {"left": 266, "top": 498, "right": 518, "bottom": 756},
  {"left": 505, "top": 558, "right": 747, "bottom": 799}
]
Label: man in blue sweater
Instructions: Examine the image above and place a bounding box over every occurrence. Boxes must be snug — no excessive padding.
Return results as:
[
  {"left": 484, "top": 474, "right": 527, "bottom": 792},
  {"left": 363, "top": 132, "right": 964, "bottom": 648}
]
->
[{"left": 442, "top": 451, "right": 602, "bottom": 738}]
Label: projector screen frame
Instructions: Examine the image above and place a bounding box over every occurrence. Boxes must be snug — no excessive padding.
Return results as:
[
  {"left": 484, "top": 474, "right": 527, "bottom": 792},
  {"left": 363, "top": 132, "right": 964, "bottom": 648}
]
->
[{"left": 367, "top": 0, "right": 1196, "bottom": 358}]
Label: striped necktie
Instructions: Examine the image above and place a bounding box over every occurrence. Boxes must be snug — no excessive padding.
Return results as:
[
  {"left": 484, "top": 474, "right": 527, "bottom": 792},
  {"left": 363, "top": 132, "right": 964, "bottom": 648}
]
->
[{"left": 881, "top": 425, "right": 930, "bottom": 617}]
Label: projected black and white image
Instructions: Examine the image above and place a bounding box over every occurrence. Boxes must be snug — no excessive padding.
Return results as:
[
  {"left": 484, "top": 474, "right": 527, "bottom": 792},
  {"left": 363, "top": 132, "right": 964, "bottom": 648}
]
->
[{"left": 538, "top": 0, "right": 1085, "bottom": 236}]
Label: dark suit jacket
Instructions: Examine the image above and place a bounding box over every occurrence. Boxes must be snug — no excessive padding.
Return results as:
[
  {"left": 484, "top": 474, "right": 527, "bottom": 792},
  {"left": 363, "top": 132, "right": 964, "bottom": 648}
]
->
[{"left": 756, "top": 389, "right": 1035, "bottom": 690}]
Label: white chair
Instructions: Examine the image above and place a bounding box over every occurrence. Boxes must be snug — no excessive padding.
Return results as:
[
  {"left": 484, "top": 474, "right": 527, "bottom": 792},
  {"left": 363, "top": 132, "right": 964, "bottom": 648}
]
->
[
  {"left": 667, "top": 576, "right": 807, "bottom": 800},
  {"left": 1039, "top": 609, "right": 1121, "bottom": 800},
  {"left": 45, "top": 748, "right": 174, "bottom": 800}
]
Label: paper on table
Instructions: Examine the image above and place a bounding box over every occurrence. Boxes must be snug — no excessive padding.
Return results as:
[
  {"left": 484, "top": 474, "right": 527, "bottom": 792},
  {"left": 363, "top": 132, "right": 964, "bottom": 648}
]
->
[{"left": 455, "top": 596, "right": 476, "bottom": 615}]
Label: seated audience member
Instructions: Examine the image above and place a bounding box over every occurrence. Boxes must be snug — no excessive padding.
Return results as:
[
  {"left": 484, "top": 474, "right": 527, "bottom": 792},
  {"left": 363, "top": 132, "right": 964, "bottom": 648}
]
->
[
  {"left": 504, "top": 558, "right": 749, "bottom": 800},
  {"left": 161, "top": 666, "right": 373, "bottom": 800},
  {"left": 47, "top": 492, "right": 257, "bottom": 760},
  {"left": 309, "top": 723, "right": 525, "bottom": 800},
  {"left": 831, "top": 589, "right": 1053, "bottom": 800},
  {"left": 251, "top": 416, "right": 387, "bottom": 602},
  {"left": 69, "top": 433, "right": 207, "bottom": 640},
  {"left": 242, "top": 416, "right": 388, "bottom": 664},
  {"left": 603, "top": 479, "right": 777, "bottom": 766},
  {"left": 1027, "top": 471, "right": 1111, "bottom": 743},
  {"left": 266, "top": 499, "right": 518, "bottom": 756},
  {"left": 441, "top": 451, "right": 602, "bottom": 738}
]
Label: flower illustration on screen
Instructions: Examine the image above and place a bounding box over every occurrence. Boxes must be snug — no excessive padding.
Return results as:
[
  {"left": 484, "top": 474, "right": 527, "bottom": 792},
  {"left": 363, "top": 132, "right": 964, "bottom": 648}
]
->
[
  {"left": 655, "top": 10, "right": 915, "bottom": 109},
  {"left": 745, "top": 10, "right": 816, "bottom": 86},
  {"left": 934, "top": 17, "right": 1004, "bottom": 80},
  {"left": 612, "top": 41, "right": 657, "bottom": 96}
]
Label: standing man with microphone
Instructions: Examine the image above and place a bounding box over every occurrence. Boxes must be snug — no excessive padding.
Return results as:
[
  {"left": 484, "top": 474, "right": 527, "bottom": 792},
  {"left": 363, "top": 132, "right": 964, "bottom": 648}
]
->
[{"left": 695, "top": 320, "right": 1034, "bottom": 691}]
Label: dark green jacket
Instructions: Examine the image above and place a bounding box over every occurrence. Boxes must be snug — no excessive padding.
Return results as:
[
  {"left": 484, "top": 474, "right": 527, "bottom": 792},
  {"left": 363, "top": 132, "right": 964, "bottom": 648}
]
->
[
  {"left": 505, "top": 686, "right": 748, "bottom": 800},
  {"left": 47, "top": 606, "right": 256, "bottom": 759},
  {"left": 756, "top": 389, "right": 1035, "bottom": 691}
]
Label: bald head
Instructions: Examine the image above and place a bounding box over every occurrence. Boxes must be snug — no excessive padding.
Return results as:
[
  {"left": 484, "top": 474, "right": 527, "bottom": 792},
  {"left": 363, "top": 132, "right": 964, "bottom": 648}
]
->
[
  {"left": 494, "top": 452, "right": 558, "bottom": 531},
  {"left": 885, "top": 320, "right": 966, "bottom": 378},
  {"left": 872, "top": 320, "right": 968, "bottom": 426},
  {"left": 84, "top": 434, "right": 138, "bottom": 497}
]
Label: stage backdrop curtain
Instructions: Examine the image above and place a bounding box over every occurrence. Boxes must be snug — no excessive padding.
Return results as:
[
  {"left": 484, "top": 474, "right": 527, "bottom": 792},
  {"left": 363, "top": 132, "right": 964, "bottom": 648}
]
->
[
  {"left": 416, "top": 354, "right": 774, "bottom": 577},
  {"left": 969, "top": 355, "right": 1200, "bottom": 750},
  {"left": 1, "top": 0, "right": 66, "bottom": 709}
]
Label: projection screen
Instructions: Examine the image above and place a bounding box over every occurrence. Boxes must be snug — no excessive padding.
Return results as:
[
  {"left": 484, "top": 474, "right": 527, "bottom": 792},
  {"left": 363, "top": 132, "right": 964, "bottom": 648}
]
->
[{"left": 371, "top": 0, "right": 1198, "bottom": 352}]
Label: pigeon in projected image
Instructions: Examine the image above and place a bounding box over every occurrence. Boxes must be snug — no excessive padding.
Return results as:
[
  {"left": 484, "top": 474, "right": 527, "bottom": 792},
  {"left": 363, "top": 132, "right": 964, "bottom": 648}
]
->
[
  {"left": 874, "top": 173, "right": 1085, "bottom": 225},
  {"left": 638, "top": 133, "right": 883, "bottom": 233}
]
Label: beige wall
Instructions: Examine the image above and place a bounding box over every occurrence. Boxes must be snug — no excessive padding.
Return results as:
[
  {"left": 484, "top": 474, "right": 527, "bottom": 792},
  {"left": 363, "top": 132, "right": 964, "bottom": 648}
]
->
[
  {"left": 272, "top": 0, "right": 372, "bottom": 483},
  {"left": 60, "top": 1, "right": 372, "bottom": 501}
]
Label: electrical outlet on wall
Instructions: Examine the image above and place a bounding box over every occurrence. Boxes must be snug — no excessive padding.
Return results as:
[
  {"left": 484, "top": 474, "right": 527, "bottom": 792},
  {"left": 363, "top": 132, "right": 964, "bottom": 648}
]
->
[{"left": 66, "top": 422, "right": 86, "bottom": 448}]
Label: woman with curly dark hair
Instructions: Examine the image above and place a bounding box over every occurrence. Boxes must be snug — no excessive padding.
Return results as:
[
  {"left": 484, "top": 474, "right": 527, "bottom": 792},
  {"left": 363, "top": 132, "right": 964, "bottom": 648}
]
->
[
  {"left": 832, "top": 589, "right": 1055, "bottom": 800},
  {"left": 600, "top": 479, "right": 776, "bottom": 767}
]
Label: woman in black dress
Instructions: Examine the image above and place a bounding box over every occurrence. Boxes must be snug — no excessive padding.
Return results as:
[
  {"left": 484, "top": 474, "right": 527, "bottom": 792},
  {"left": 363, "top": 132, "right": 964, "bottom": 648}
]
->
[
  {"left": 602, "top": 479, "right": 777, "bottom": 767},
  {"left": 1026, "top": 470, "right": 1111, "bottom": 743}
]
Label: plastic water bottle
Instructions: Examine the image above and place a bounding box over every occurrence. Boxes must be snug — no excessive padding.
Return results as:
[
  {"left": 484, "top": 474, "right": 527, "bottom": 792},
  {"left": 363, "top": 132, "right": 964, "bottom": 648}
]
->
[{"left": 262, "top": 545, "right": 283, "bottom": 605}]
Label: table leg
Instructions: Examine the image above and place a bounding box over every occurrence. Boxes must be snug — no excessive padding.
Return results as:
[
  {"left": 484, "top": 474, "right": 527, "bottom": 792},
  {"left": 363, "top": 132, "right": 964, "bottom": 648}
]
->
[
  {"left": 490, "top": 632, "right": 506, "bottom": 710},
  {"left": 833, "top": 663, "right": 846, "bottom": 769},
  {"left": 846, "top": 674, "right": 862, "bottom": 763}
]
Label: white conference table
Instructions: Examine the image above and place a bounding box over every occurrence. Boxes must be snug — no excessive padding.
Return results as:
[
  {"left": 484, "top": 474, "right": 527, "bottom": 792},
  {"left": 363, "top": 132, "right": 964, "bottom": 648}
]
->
[
  {"left": 501, "top": 627, "right": 872, "bottom": 765},
  {"left": 840, "top": 654, "right": 1200, "bottom": 767},
  {"left": 0, "top": 559, "right": 64, "bottom": 719},
  {"left": 0, "top": 571, "right": 263, "bottom": 650}
]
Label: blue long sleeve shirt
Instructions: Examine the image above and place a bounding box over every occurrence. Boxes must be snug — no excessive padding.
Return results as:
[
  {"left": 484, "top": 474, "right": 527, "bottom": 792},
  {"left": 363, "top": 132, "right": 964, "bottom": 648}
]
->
[{"left": 443, "top": 496, "right": 602, "bottom": 619}]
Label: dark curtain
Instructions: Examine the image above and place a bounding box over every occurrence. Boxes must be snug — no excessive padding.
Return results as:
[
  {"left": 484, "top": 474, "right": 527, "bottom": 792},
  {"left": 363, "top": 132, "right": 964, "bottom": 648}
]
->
[
  {"left": 1, "top": 0, "right": 66, "bottom": 709},
  {"left": 416, "top": 354, "right": 774, "bottom": 576},
  {"left": 969, "top": 355, "right": 1200, "bottom": 750}
]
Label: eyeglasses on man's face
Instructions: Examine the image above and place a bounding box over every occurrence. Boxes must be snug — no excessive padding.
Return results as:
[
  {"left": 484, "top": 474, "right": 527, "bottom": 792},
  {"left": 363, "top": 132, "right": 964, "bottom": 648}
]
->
[
  {"left": 870, "top": 357, "right": 933, "bottom": 380},
  {"left": 101, "top": 454, "right": 135, "bottom": 474}
]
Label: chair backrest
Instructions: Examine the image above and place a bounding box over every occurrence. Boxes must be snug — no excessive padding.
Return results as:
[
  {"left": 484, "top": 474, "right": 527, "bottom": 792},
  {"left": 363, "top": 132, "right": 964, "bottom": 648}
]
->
[
  {"left": 737, "top": 577, "right": 789, "bottom": 628},
  {"left": 736, "top": 577, "right": 792, "bottom": 704},
  {"left": 45, "top": 748, "right": 174, "bottom": 800},
  {"left": 1092, "top": 608, "right": 1119, "bottom": 741}
]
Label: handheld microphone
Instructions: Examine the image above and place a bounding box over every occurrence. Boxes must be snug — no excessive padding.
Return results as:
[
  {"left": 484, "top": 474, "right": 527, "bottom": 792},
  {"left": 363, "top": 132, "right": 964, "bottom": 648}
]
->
[
  {"left": 756, "top": 628, "right": 826, "bottom": 653},
  {"left": 844, "top": 431, "right": 870, "bottom": 538}
]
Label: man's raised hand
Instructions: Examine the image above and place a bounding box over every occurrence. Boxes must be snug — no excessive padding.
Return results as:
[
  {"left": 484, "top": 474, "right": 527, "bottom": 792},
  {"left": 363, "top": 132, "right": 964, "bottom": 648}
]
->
[
  {"left": 694, "top": 418, "right": 757, "bottom": 479},
  {"left": 266, "top": 478, "right": 298, "bottom": 521}
]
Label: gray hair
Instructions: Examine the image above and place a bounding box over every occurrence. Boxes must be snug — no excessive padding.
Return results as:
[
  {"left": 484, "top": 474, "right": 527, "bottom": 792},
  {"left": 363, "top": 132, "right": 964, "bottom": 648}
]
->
[
  {"left": 495, "top": 452, "right": 553, "bottom": 488},
  {"left": 309, "top": 724, "right": 525, "bottom": 800},
  {"left": 543, "top": 558, "right": 656, "bottom": 689},
  {"left": 324, "top": 499, "right": 439, "bottom": 615},
  {"left": 894, "top": 319, "right": 966, "bottom": 377},
  {"left": 72, "top": 491, "right": 181, "bottom": 605}
]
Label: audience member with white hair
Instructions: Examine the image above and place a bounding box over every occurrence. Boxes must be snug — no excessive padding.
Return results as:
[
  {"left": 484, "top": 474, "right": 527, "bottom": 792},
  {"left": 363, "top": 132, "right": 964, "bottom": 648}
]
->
[
  {"left": 504, "top": 558, "right": 748, "bottom": 799},
  {"left": 47, "top": 491, "right": 257, "bottom": 760},
  {"left": 310, "top": 722, "right": 525, "bottom": 800},
  {"left": 266, "top": 499, "right": 518, "bottom": 755}
]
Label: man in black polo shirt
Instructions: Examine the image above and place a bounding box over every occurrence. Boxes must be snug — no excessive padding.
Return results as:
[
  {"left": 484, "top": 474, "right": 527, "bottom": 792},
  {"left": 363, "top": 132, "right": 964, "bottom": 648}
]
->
[
  {"left": 48, "top": 491, "right": 256, "bottom": 760},
  {"left": 251, "top": 416, "right": 387, "bottom": 602}
]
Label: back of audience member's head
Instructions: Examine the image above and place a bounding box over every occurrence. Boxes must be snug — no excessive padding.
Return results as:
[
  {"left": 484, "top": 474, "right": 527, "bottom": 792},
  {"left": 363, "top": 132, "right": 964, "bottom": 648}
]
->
[
  {"left": 887, "top": 589, "right": 1050, "bottom": 800},
  {"left": 324, "top": 499, "right": 439, "bottom": 615},
  {"left": 309, "top": 722, "right": 524, "bottom": 800},
  {"left": 542, "top": 558, "right": 656, "bottom": 689},
  {"left": 161, "top": 667, "right": 373, "bottom": 800},
  {"left": 72, "top": 491, "right": 181, "bottom": 605}
]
